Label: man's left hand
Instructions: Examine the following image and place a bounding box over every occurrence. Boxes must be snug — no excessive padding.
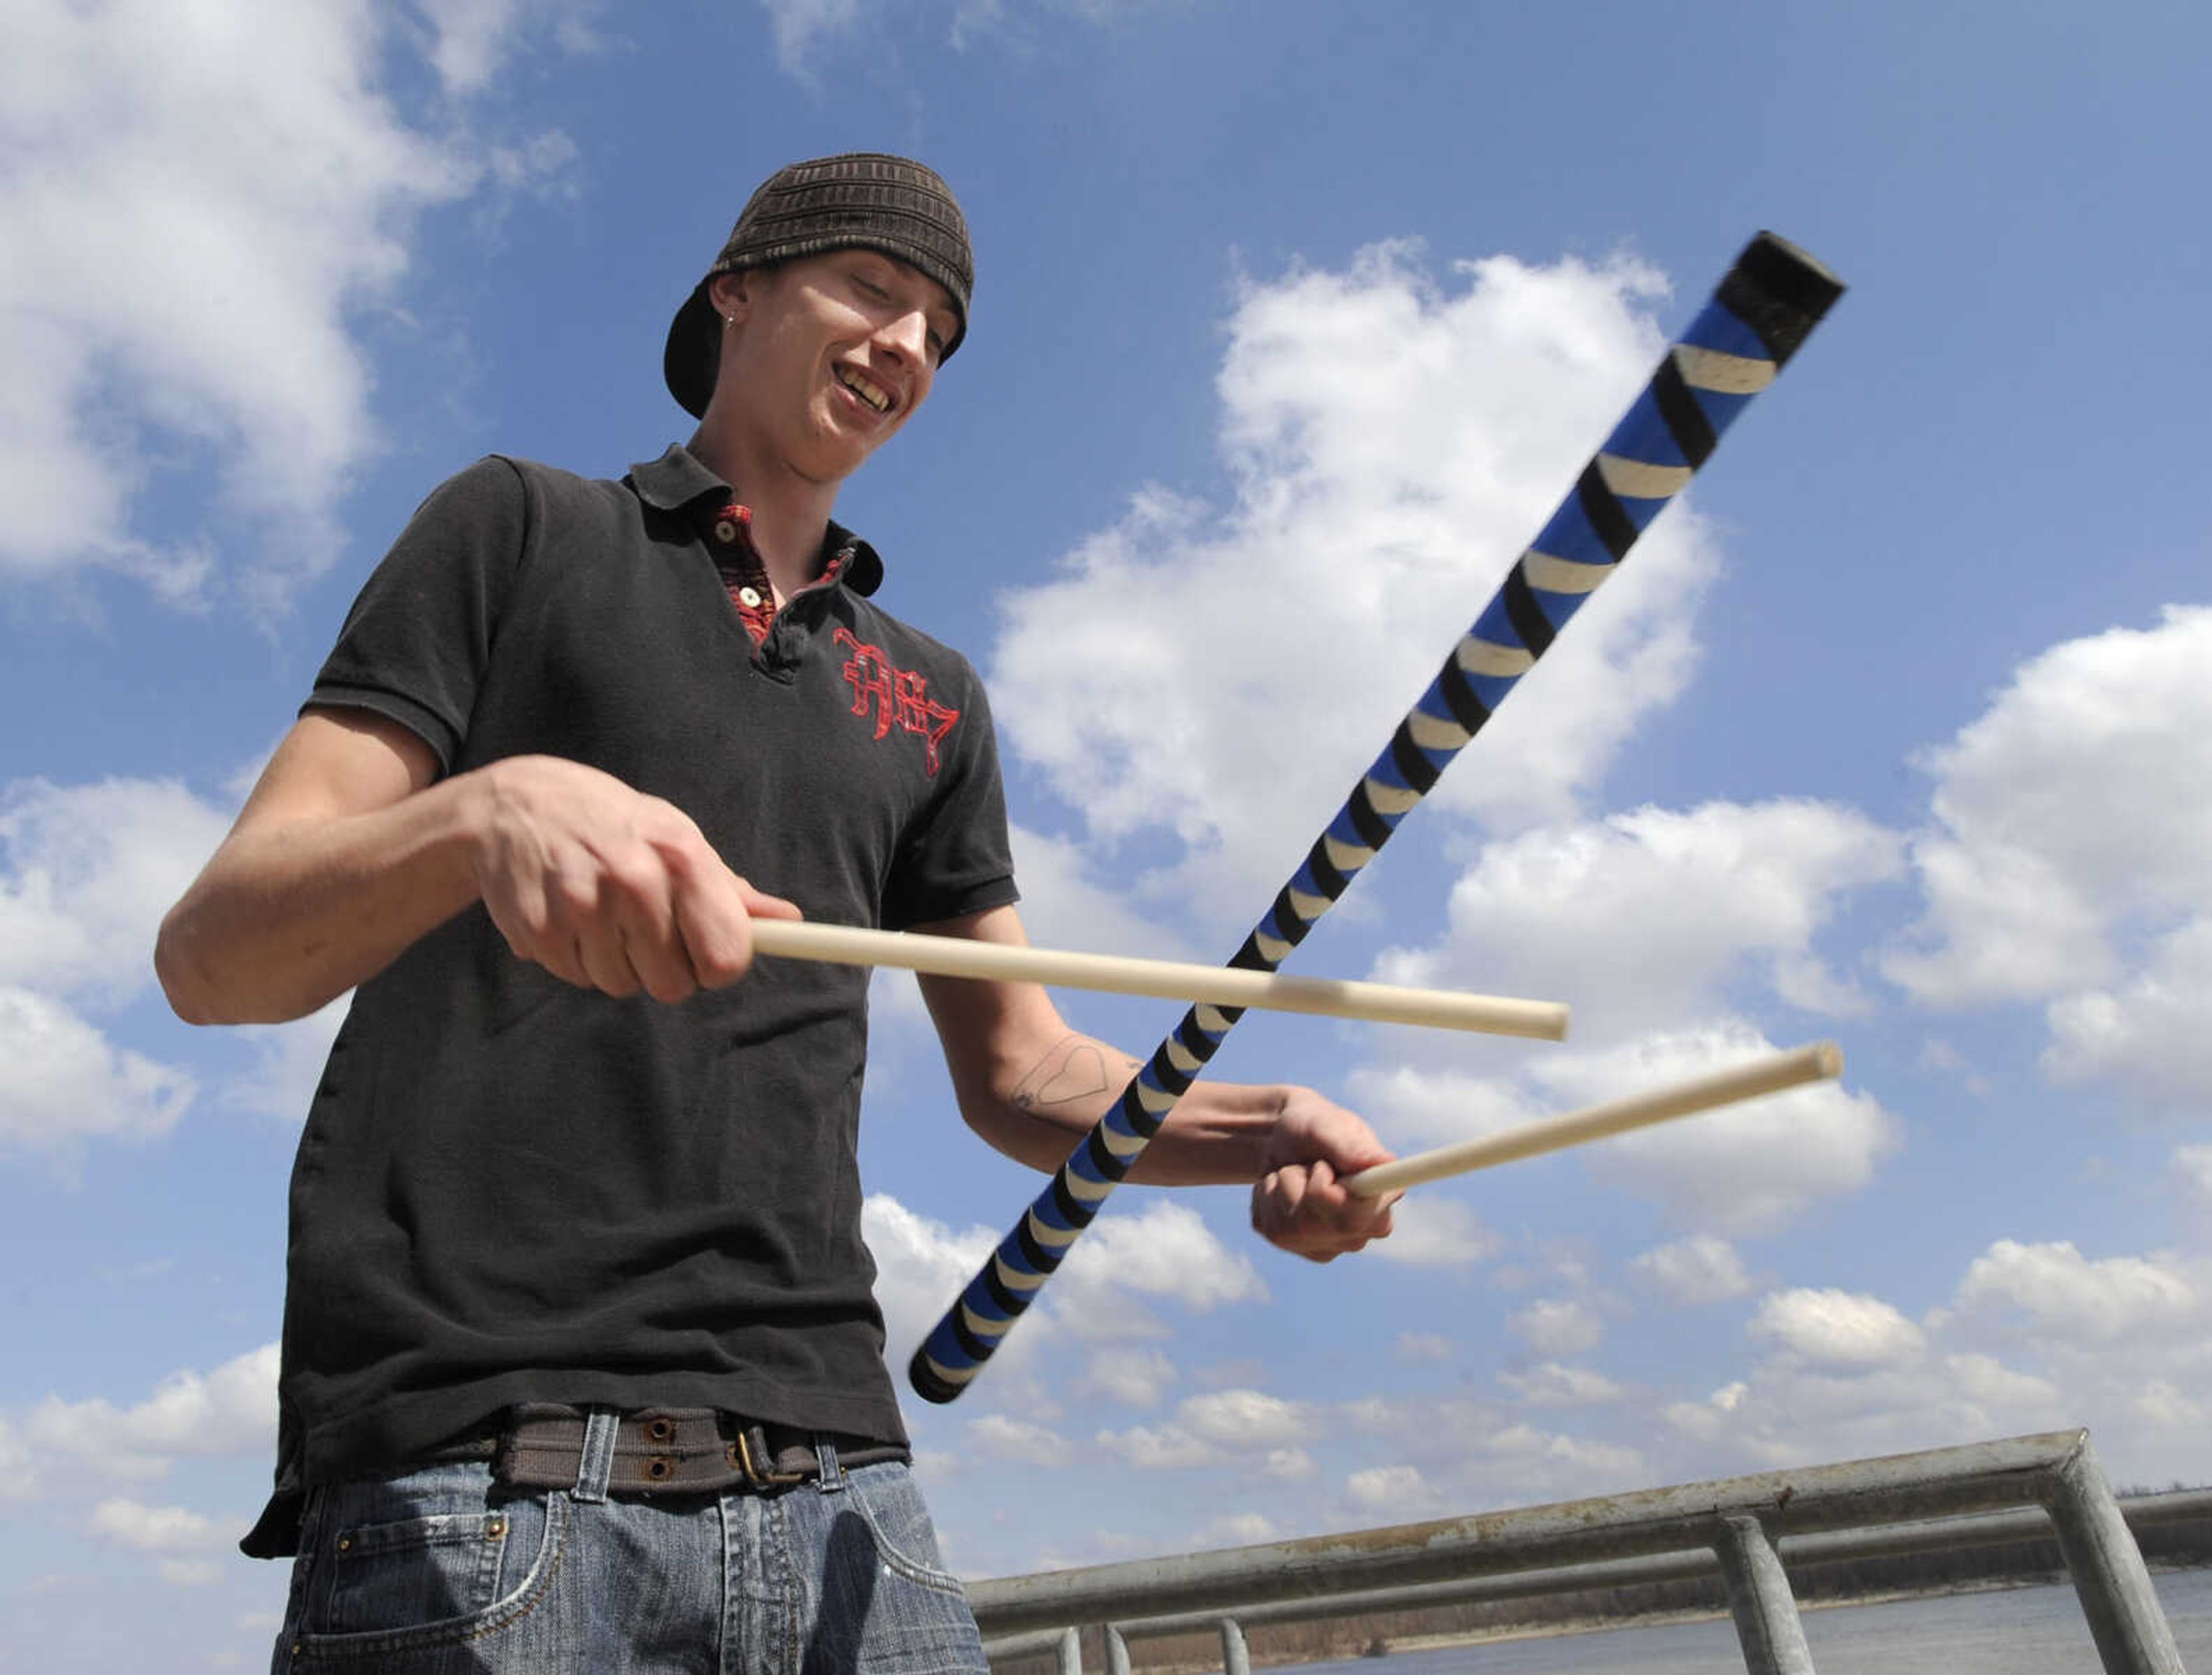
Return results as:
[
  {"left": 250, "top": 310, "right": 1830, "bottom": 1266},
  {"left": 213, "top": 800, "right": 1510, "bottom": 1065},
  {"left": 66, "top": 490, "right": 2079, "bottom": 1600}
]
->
[{"left": 1251, "top": 1091, "right": 1400, "bottom": 1262}]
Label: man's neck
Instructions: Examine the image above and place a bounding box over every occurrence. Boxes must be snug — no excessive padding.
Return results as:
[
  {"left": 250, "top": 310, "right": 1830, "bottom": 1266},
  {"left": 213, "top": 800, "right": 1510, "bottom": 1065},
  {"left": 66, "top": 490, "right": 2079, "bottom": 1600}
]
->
[{"left": 687, "top": 426, "right": 841, "bottom": 600}]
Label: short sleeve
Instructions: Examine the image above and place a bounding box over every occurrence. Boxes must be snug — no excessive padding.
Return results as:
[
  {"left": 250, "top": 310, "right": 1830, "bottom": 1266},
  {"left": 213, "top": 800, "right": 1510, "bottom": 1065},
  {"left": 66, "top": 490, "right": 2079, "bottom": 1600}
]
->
[
  {"left": 305, "top": 456, "right": 529, "bottom": 773},
  {"left": 880, "top": 660, "right": 1019, "bottom": 930}
]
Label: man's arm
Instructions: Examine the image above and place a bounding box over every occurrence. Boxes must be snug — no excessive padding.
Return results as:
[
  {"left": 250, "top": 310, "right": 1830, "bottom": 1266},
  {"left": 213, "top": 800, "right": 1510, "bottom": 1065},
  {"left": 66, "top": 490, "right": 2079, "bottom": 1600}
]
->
[
  {"left": 915, "top": 904, "right": 1399, "bottom": 1261},
  {"left": 156, "top": 708, "right": 794, "bottom": 1025}
]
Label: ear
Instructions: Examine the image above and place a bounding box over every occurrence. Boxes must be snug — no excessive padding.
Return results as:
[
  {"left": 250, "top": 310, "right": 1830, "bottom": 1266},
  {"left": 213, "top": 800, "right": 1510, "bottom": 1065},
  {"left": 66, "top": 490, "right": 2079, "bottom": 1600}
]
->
[{"left": 707, "top": 269, "right": 760, "bottom": 328}]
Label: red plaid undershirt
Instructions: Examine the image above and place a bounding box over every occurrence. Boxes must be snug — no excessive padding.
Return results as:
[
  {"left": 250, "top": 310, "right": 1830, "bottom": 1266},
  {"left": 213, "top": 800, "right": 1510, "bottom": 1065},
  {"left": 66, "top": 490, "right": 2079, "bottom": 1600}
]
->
[{"left": 709, "top": 501, "right": 844, "bottom": 646}]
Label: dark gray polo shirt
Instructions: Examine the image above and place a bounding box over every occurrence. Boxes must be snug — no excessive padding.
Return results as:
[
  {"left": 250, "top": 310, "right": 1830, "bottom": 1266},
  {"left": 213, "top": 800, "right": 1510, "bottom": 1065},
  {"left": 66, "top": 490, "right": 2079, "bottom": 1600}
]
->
[{"left": 247, "top": 446, "right": 1016, "bottom": 1555}]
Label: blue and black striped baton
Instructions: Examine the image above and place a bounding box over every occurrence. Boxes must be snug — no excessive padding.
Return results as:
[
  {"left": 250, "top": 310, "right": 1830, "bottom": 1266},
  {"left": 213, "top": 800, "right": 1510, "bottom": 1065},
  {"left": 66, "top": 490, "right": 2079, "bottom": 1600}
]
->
[{"left": 911, "top": 232, "right": 1845, "bottom": 1404}]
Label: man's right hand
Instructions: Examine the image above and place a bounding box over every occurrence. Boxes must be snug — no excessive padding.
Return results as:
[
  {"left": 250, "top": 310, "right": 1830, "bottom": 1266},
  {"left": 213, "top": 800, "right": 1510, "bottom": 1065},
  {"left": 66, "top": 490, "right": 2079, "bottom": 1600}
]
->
[
  {"left": 469, "top": 755, "right": 798, "bottom": 1003},
  {"left": 157, "top": 709, "right": 791, "bottom": 1026}
]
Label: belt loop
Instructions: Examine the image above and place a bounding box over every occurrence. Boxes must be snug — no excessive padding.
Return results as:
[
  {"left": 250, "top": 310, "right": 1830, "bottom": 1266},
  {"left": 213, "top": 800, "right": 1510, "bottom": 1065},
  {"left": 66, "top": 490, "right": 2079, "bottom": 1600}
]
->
[
  {"left": 573, "top": 1407, "right": 620, "bottom": 1503},
  {"left": 814, "top": 1436, "right": 845, "bottom": 1495}
]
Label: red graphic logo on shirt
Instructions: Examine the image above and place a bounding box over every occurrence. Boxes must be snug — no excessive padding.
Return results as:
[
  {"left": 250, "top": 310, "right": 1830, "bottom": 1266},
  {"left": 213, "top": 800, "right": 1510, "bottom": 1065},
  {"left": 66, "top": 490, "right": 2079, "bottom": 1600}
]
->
[{"left": 835, "top": 628, "right": 960, "bottom": 776}]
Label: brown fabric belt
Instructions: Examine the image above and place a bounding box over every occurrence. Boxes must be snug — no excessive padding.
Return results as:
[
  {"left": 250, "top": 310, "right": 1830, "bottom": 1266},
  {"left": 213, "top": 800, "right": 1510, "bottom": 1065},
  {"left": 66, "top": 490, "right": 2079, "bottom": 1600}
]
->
[{"left": 479, "top": 1405, "right": 907, "bottom": 1494}]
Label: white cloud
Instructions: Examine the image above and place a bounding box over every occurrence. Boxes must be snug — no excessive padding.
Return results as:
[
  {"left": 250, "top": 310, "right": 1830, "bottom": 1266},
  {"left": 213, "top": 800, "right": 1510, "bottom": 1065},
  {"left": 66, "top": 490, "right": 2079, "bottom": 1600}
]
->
[
  {"left": 1, "top": 0, "right": 588, "bottom": 607},
  {"left": 757, "top": 0, "right": 861, "bottom": 77},
  {"left": 1749, "top": 1289, "right": 1926, "bottom": 1369},
  {"left": 0, "top": 1416, "right": 31, "bottom": 1502},
  {"left": 862, "top": 1193, "right": 1260, "bottom": 1385},
  {"left": 1498, "top": 1362, "right": 1626, "bottom": 1406},
  {"left": 1886, "top": 611, "right": 2212, "bottom": 1077},
  {"left": 1368, "top": 1197, "right": 1500, "bottom": 1268},
  {"left": 1358, "top": 1027, "right": 1892, "bottom": 1238},
  {"left": 1075, "top": 1347, "right": 1176, "bottom": 1407},
  {"left": 1543, "top": 1026, "right": 1896, "bottom": 1234},
  {"left": 1333, "top": 1394, "right": 1653, "bottom": 1505},
  {"left": 1662, "top": 1381, "right": 1748, "bottom": 1443},
  {"left": 2174, "top": 1145, "right": 2212, "bottom": 1207},
  {"left": 0, "top": 777, "right": 232, "bottom": 1003},
  {"left": 759, "top": 0, "right": 1157, "bottom": 80},
  {"left": 1395, "top": 1331, "right": 1456, "bottom": 1363},
  {"left": 1093, "top": 1422, "right": 1222, "bottom": 1470},
  {"left": 2136, "top": 1379, "right": 2208, "bottom": 1429},
  {"left": 859, "top": 1194, "right": 1029, "bottom": 1370},
  {"left": 90, "top": 1498, "right": 223, "bottom": 1553},
  {"left": 1344, "top": 1464, "right": 1433, "bottom": 1513},
  {"left": 1377, "top": 801, "right": 1903, "bottom": 1042},
  {"left": 1, "top": 0, "right": 479, "bottom": 600},
  {"left": 1483, "top": 1424, "right": 1645, "bottom": 1487},
  {"left": 1336, "top": 1412, "right": 1653, "bottom": 1507},
  {"left": 0, "top": 777, "right": 227, "bottom": 1158},
  {"left": 0, "top": 986, "right": 194, "bottom": 1155},
  {"left": 1194, "top": 1511, "right": 1277, "bottom": 1547},
  {"left": 1347, "top": 1063, "right": 1540, "bottom": 1154},
  {"left": 1654, "top": 1237, "right": 2212, "bottom": 1485},
  {"left": 1675, "top": 1345, "right": 2071, "bottom": 1479},
  {"left": 1262, "top": 1446, "right": 1317, "bottom": 1481},
  {"left": 19, "top": 1344, "right": 276, "bottom": 1491},
  {"left": 1058, "top": 1200, "right": 1267, "bottom": 1317},
  {"left": 1631, "top": 1235, "right": 1752, "bottom": 1305},
  {"left": 1509, "top": 1298, "right": 1603, "bottom": 1358},
  {"left": 1952, "top": 1240, "right": 2199, "bottom": 1344},
  {"left": 2041, "top": 918, "right": 2212, "bottom": 1109},
  {"left": 224, "top": 997, "right": 352, "bottom": 1125},
  {"left": 1091, "top": 1389, "right": 1312, "bottom": 1471},
  {"left": 991, "top": 245, "right": 1726, "bottom": 920},
  {"left": 1176, "top": 1389, "right": 1311, "bottom": 1449},
  {"left": 967, "top": 1413, "right": 1070, "bottom": 1467},
  {"left": 415, "top": 0, "right": 602, "bottom": 94},
  {"left": 1005, "top": 825, "right": 1201, "bottom": 965}
]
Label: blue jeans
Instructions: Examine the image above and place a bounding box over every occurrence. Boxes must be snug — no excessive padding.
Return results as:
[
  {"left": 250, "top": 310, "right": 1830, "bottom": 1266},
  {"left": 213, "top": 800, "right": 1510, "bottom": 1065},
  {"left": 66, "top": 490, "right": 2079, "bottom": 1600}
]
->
[{"left": 271, "top": 1414, "right": 988, "bottom": 1673}]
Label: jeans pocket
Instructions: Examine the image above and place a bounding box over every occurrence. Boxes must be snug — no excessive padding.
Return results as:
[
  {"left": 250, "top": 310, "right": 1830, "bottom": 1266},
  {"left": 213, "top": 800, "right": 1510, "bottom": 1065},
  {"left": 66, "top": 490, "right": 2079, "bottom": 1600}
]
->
[
  {"left": 840, "top": 1465, "right": 967, "bottom": 1596},
  {"left": 295, "top": 1465, "right": 565, "bottom": 1653}
]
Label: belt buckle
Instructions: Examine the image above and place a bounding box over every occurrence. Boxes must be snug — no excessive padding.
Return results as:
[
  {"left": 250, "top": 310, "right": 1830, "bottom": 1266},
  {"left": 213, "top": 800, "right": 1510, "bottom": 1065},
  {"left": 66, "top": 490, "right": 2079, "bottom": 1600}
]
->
[{"left": 733, "top": 1424, "right": 807, "bottom": 1488}]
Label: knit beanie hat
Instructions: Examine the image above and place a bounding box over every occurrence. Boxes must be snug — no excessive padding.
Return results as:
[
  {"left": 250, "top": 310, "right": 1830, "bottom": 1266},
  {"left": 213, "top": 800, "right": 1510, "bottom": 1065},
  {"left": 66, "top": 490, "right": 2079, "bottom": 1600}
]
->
[{"left": 664, "top": 153, "right": 974, "bottom": 417}]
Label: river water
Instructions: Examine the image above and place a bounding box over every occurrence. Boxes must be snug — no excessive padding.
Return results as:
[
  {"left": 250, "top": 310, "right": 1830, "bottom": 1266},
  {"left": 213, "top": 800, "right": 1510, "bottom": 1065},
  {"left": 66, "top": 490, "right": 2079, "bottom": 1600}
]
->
[{"left": 1281, "top": 1566, "right": 2211, "bottom": 1673}]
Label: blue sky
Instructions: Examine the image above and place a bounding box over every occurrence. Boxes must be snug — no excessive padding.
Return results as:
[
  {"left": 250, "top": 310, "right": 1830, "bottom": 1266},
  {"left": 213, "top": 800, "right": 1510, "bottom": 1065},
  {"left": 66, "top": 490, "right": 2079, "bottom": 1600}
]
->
[{"left": 6, "top": 0, "right": 2211, "bottom": 1665}]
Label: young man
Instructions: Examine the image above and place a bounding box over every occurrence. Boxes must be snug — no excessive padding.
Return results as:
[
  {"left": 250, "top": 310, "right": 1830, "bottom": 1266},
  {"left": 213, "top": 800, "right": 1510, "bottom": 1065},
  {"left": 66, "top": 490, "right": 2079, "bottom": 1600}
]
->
[{"left": 158, "top": 153, "right": 1396, "bottom": 1673}]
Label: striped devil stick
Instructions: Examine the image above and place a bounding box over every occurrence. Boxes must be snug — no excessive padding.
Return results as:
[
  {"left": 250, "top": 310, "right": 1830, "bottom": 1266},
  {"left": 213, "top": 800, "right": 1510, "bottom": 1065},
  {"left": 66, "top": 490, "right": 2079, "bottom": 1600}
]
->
[{"left": 910, "top": 232, "right": 1845, "bottom": 1404}]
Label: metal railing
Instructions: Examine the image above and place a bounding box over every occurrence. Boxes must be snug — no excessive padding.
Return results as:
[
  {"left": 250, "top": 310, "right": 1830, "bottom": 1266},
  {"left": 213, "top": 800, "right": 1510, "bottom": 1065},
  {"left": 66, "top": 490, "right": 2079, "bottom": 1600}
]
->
[{"left": 969, "top": 1428, "right": 2192, "bottom": 1675}]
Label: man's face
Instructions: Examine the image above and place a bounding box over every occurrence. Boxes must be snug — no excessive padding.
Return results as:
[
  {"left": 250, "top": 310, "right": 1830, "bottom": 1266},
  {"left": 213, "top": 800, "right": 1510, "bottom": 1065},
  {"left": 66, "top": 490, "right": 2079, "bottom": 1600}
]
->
[{"left": 708, "top": 250, "right": 960, "bottom": 485}]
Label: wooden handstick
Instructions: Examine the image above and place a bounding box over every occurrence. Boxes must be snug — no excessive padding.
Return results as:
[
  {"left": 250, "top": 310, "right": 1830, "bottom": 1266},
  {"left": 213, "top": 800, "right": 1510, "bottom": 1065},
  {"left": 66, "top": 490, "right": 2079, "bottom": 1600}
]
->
[
  {"left": 748, "top": 920, "right": 1569, "bottom": 1041},
  {"left": 1343, "top": 1040, "right": 1844, "bottom": 1197}
]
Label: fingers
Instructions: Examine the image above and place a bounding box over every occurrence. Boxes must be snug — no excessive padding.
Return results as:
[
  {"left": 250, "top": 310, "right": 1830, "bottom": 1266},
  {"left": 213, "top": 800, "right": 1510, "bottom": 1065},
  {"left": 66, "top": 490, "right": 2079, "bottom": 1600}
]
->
[
  {"left": 485, "top": 838, "right": 693, "bottom": 1000},
  {"left": 1251, "top": 1158, "right": 1399, "bottom": 1264},
  {"left": 734, "top": 879, "right": 803, "bottom": 922},
  {"left": 470, "top": 759, "right": 787, "bottom": 1003}
]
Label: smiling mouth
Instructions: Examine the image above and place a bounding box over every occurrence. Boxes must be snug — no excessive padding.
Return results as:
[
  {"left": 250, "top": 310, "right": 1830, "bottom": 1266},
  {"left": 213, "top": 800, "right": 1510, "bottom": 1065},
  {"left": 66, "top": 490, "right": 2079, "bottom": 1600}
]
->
[{"left": 835, "top": 365, "right": 893, "bottom": 414}]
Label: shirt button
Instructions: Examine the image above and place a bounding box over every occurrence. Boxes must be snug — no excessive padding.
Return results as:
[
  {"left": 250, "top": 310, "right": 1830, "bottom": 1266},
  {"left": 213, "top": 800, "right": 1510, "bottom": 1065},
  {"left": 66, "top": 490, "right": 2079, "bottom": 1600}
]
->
[
  {"left": 737, "top": 587, "right": 762, "bottom": 608},
  {"left": 714, "top": 519, "right": 738, "bottom": 543}
]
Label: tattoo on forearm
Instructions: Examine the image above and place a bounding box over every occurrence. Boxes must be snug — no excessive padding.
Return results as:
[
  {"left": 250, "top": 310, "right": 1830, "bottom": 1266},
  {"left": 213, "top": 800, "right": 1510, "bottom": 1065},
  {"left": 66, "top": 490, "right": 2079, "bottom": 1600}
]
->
[{"left": 1012, "top": 1035, "right": 1142, "bottom": 1112}]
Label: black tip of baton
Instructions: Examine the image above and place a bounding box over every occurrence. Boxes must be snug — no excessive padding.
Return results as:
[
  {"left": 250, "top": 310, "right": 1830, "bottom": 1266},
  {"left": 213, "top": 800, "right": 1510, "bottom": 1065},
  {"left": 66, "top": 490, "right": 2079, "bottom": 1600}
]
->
[
  {"left": 1719, "top": 233, "right": 1846, "bottom": 366},
  {"left": 908, "top": 1349, "right": 967, "bottom": 1406}
]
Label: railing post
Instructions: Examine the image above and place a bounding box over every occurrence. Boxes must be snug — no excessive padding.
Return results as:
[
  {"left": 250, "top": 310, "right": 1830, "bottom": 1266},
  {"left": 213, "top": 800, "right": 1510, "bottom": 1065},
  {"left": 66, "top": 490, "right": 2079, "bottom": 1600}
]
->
[
  {"left": 1713, "top": 1514, "right": 1816, "bottom": 1675},
  {"left": 1104, "top": 1625, "right": 1131, "bottom": 1675},
  {"left": 1218, "top": 1616, "right": 1250, "bottom": 1675},
  {"left": 2044, "top": 1438, "right": 2186, "bottom": 1675},
  {"left": 1053, "top": 1627, "right": 1082, "bottom": 1675}
]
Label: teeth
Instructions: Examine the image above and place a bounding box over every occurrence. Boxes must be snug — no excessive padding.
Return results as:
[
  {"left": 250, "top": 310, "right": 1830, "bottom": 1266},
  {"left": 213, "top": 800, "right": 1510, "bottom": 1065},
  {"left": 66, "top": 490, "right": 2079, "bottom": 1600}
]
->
[{"left": 837, "top": 366, "right": 891, "bottom": 413}]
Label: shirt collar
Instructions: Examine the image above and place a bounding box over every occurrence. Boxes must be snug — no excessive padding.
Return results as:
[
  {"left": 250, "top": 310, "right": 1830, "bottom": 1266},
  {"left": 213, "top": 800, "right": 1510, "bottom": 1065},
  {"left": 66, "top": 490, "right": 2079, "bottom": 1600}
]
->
[{"left": 626, "top": 444, "right": 885, "bottom": 597}]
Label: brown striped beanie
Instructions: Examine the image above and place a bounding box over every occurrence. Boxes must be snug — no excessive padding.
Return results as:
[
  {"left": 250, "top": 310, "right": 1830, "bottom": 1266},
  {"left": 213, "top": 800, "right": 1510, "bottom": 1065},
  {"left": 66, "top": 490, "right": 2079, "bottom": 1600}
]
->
[{"left": 664, "top": 153, "right": 974, "bottom": 416}]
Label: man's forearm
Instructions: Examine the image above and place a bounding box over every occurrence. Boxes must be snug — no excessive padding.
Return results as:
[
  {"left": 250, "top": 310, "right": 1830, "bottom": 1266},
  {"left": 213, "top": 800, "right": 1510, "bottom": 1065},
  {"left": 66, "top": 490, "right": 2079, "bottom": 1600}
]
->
[
  {"left": 963, "top": 1028, "right": 1285, "bottom": 1185},
  {"left": 156, "top": 776, "right": 486, "bottom": 1026}
]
